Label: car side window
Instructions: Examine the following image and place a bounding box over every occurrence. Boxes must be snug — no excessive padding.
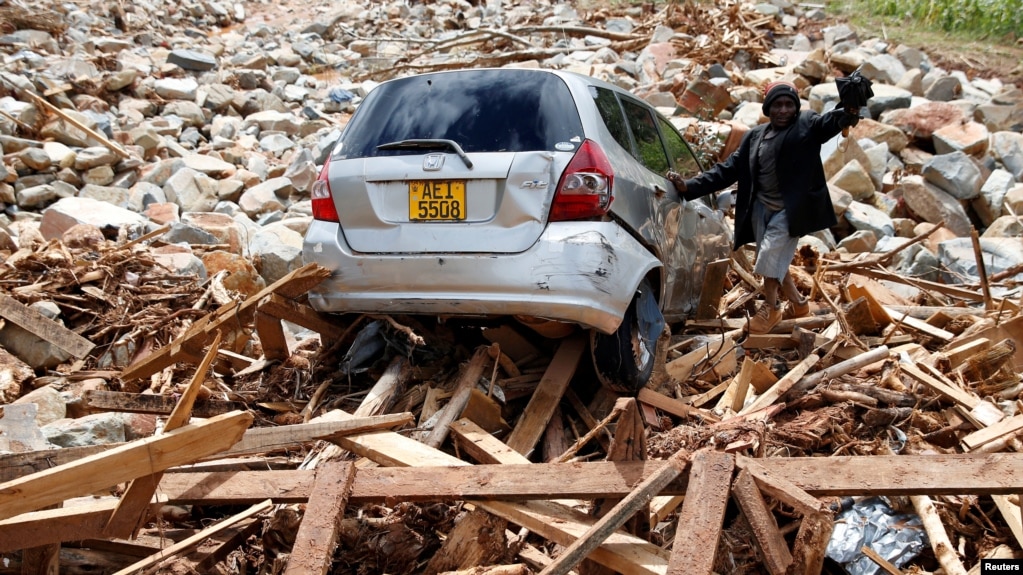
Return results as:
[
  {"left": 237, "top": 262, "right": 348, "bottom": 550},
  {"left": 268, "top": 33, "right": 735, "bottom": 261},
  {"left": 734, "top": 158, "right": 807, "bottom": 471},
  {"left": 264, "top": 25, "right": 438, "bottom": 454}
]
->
[
  {"left": 658, "top": 116, "right": 701, "bottom": 179},
  {"left": 620, "top": 97, "right": 670, "bottom": 175},
  {"left": 591, "top": 87, "right": 633, "bottom": 155}
]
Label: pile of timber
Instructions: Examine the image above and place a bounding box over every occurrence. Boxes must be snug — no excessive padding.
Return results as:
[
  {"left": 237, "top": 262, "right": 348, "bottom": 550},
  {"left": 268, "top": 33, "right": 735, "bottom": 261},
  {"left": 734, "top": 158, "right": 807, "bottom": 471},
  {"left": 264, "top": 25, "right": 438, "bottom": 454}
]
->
[{"left": 1, "top": 227, "right": 1023, "bottom": 574}]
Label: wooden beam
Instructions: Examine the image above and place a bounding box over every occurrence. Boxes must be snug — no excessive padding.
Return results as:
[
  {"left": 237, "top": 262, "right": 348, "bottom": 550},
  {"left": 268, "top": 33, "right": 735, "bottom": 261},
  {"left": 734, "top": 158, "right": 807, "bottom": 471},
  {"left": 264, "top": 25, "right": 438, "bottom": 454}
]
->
[
  {"left": 0, "top": 499, "right": 161, "bottom": 552},
  {"left": 152, "top": 453, "right": 1023, "bottom": 507},
  {"left": 104, "top": 331, "right": 223, "bottom": 538},
  {"left": 737, "top": 458, "right": 826, "bottom": 517},
  {"left": 666, "top": 451, "right": 734, "bottom": 575},
  {"left": 505, "top": 335, "right": 585, "bottom": 456},
  {"left": 731, "top": 469, "right": 791, "bottom": 575},
  {"left": 285, "top": 462, "right": 356, "bottom": 575},
  {"left": 538, "top": 447, "right": 692, "bottom": 575},
  {"left": 0, "top": 410, "right": 252, "bottom": 521},
  {"left": 83, "top": 390, "right": 246, "bottom": 417}
]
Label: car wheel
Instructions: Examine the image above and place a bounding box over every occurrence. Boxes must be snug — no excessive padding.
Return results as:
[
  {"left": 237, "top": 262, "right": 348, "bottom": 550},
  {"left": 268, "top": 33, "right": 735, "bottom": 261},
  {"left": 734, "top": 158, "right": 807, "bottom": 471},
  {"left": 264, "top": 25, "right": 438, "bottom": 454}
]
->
[{"left": 590, "top": 279, "right": 664, "bottom": 394}]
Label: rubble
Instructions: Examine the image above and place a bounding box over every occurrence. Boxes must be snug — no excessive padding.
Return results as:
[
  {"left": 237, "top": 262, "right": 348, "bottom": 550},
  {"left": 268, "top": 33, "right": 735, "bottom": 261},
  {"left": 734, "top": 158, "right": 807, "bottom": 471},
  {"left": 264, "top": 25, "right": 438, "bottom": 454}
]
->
[{"left": 1, "top": 0, "right": 1023, "bottom": 574}]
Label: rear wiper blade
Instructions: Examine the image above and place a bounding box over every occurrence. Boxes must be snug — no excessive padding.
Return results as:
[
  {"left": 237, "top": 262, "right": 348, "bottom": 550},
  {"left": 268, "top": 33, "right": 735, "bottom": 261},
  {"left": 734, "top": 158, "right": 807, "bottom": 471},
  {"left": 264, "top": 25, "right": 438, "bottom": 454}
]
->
[{"left": 376, "top": 139, "right": 474, "bottom": 169}]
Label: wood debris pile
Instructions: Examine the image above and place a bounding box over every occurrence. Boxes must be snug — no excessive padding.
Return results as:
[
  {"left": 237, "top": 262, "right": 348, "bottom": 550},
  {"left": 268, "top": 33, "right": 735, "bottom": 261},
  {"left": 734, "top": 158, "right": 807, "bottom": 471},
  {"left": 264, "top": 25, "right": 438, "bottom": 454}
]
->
[
  {"left": 353, "top": 0, "right": 783, "bottom": 82},
  {"left": 1, "top": 225, "right": 1023, "bottom": 575}
]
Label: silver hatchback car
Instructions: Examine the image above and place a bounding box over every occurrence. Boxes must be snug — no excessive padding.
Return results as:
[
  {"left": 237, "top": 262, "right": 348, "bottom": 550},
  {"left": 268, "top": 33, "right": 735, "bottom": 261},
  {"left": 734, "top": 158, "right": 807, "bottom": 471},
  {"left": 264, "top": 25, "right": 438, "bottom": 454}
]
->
[{"left": 302, "top": 68, "right": 731, "bottom": 392}]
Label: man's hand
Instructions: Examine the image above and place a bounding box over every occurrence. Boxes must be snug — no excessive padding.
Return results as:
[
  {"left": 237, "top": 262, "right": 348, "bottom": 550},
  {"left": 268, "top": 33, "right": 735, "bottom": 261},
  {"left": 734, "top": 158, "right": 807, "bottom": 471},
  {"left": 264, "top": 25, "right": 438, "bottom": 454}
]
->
[{"left": 666, "top": 170, "right": 687, "bottom": 193}]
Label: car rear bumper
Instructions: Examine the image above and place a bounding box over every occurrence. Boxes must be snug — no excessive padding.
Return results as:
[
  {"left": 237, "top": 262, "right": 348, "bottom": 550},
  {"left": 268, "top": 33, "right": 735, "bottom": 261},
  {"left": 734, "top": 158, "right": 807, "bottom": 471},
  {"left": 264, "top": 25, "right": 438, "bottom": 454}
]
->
[{"left": 302, "top": 220, "right": 660, "bottom": 334}]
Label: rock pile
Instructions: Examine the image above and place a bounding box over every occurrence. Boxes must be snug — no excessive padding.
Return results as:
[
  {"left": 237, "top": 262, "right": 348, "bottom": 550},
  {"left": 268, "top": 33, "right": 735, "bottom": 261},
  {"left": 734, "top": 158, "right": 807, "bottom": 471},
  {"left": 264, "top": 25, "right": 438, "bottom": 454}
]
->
[{"left": 1, "top": 0, "right": 1023, "bottom": 572}]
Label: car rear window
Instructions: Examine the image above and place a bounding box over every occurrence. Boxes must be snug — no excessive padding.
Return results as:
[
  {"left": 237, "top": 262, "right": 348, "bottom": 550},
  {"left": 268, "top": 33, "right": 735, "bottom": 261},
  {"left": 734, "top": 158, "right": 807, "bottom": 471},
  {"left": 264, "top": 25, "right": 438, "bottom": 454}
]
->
[{"left": 333, "top": 70, "right": 585, "bottom": 159}]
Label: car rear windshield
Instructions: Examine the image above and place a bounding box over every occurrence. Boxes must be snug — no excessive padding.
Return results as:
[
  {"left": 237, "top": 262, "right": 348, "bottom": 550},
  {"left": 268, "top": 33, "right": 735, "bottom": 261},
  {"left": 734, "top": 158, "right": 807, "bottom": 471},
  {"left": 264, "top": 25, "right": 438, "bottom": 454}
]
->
[{"left": 333, "top": 70, "right": 585, "bottom": 159}]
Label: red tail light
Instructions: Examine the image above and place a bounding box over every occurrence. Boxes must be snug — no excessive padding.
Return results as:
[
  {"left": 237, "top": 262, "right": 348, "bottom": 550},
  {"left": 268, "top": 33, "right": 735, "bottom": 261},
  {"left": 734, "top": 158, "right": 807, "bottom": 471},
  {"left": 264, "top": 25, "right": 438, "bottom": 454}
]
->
[
  {"left": 311, "top": 160, "right": 339, "bottom": 222},
  {"left": 550, "top": 139, "right": 614, "bottom": 221}
]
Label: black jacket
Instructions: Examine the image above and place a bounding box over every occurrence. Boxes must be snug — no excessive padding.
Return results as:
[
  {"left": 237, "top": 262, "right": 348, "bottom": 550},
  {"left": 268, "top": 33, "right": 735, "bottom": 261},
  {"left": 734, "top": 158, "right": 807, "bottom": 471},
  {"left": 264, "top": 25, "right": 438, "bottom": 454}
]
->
[{"left": 682, "top": 108, "right": 854, "bottom": 251}]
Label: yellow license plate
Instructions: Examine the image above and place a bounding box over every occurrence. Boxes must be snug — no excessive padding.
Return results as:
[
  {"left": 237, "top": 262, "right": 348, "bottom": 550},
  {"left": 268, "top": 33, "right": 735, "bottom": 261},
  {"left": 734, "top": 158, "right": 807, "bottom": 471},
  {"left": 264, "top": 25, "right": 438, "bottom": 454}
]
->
[{"left": 409, "top": 180, "right": 466, "bottom": 221}]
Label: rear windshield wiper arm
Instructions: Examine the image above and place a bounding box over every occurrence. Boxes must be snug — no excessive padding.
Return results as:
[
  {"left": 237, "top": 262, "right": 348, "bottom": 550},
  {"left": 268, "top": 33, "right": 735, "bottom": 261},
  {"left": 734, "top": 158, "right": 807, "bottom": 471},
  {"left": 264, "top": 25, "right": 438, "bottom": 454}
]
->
[{"left": 376, "top": 139, "right": 474, "bottom": 169}]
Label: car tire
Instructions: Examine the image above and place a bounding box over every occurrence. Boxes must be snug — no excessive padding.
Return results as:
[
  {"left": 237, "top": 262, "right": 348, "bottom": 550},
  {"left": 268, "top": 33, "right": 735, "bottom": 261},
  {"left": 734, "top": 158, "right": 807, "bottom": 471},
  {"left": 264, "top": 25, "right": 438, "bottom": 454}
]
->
[{"left": 590, "top": 279, "right": 664, "bottom": 395}]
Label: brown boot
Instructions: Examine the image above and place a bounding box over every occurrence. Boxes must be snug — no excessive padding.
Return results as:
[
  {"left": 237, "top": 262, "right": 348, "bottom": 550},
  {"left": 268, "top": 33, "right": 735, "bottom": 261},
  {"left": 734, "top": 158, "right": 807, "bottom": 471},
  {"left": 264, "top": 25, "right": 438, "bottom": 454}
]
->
[
  {"left": 783, "top": 299, "right": 810, "bottom": 319},
  {"left": 749, "top": 303, "right": 782, "bottom": 334}
]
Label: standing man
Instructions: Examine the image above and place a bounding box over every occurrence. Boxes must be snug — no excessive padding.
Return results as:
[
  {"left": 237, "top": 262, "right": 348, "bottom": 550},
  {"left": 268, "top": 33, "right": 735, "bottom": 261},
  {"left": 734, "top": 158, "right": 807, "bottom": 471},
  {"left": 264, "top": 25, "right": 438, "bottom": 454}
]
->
[{"left": 667, "top": 80, "right": 859, "bottom": 334}]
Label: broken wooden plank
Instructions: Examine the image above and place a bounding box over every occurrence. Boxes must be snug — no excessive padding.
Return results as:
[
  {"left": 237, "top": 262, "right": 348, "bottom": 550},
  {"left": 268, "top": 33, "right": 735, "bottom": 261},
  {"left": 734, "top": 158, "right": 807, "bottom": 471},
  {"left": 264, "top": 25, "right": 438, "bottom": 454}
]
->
[
  {"left": 731, "top": 358, "right": 755, "bottom": 413},
  {"left": 666, "top": 450, "right": 734, "bottom": 575},
  {"left": 695, "top": 258, "right": 729, "bottom": 320},
  {"left": 961, "top": 414, "right": 1023, "bottom": 453},
  {"left": 0, "top": 410, "right": 252, "bottom": 521},
  {"left": 424, "top": 508, "right": 509, "bottom": 575},
  {"left": 731, "top": 469, "right": 791, "bottom": 575},
  {"left": 83, "top": 390, "right": 247, "bottom": 417},
  {"left": 787, "top": 511, "right": 834, "bottom": 575},
  {"left": 883, "top": 305, "right": 955, "bottom": 342},
  {"left": 449, "top": 418, "right": 529, "bottom": 465},
  {"left": 110, "top": 499, "right": 273, "bottom": 575},
  {"left": 736, "top": 458, "right": 826, "bottom": 517},
  {"left": 0, "top": 294, "right": 94, "bottom": 358},
  {"left": 222, "top": 413, "right": 415, "bottom": 459},
  {"left": 285, "top": 461, "right": 356, "bottom": 575},
  {"left": 941, "top": 338, "right": 991, "bottom": 369},
  {"left": 665, "top": 330, "right": 741, "bottom": 381},
  {"left": 505, "top": 335, "right": 585, "bottom": 456},
  {"left": 255, "top": 309, "right": 290, "bottom": 361},
  {"left": 739, "top": 353, "right": 820, "bottom": 415},
  {"left": 636, "top": 388, "right": 720, "bottom": 423},
  {"left": 424, "top": 345, "right": 493, "bottom": 449},
  {"left": 900, "top": 362, "right": 980, "bottom": 409},
  {"left": 539, "top": 447, "right": 691, "bottom": 575}
]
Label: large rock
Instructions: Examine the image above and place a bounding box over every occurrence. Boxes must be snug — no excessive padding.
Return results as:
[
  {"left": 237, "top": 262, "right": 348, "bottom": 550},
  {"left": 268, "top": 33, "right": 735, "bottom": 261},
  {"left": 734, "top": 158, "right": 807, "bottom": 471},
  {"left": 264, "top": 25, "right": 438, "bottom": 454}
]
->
[
  {"left": 39, "top": 197, "right": 149, "bottom": 241},
  {"left": 897, "top": 175, "right": 972, "bottom": 237}
]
